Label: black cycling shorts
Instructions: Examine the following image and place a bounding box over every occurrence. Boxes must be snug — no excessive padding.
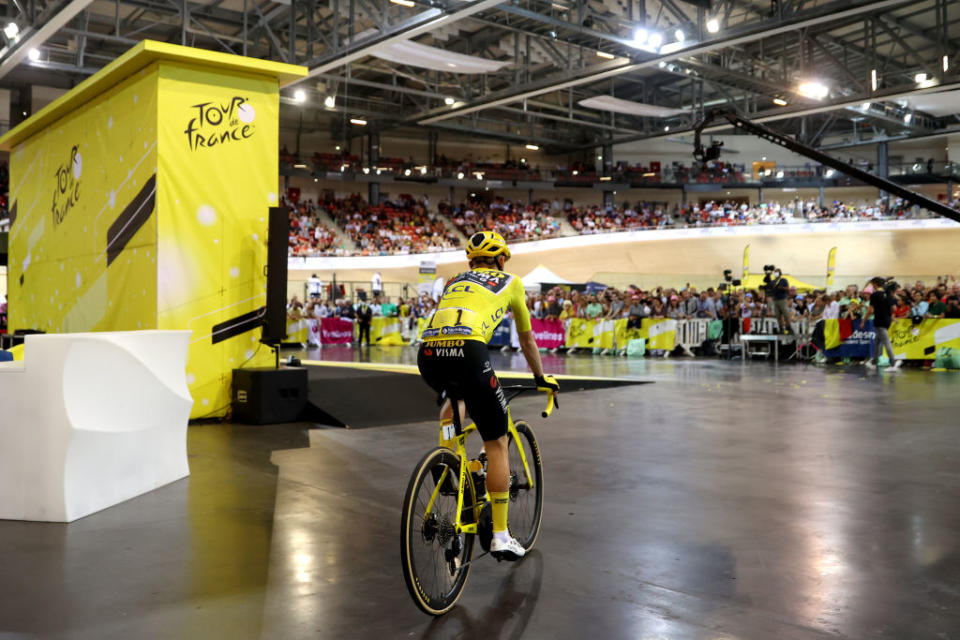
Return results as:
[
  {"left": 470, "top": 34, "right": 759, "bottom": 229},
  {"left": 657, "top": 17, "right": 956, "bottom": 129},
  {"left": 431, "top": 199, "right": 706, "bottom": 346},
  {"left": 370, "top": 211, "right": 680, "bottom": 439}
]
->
[{"left": 417, "top": 340, "right": 508, "bottom": 442}]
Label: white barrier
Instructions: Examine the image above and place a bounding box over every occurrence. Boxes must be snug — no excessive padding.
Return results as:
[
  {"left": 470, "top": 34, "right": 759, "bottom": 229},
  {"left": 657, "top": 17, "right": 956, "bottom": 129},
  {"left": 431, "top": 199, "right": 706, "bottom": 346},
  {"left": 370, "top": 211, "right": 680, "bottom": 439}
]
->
[{"left": 0, "top": 331, "right": 192, "bottom": 522}]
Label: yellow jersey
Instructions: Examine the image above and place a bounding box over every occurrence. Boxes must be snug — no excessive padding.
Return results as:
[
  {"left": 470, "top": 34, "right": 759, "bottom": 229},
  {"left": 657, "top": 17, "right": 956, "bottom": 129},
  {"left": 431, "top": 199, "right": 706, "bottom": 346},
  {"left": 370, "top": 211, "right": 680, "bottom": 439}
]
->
[{"left": 422, "top": 268, "right": 532, "bottom": 343}]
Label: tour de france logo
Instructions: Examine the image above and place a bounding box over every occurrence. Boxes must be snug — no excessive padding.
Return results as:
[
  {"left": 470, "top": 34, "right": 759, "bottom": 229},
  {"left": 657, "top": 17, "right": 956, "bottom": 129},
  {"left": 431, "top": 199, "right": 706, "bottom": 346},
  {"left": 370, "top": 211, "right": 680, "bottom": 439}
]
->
[
  {"left": 183, "top": 96, "right": 256, "bottom": 151},
  {"left": 52, "top": 144, "right": 81, "bottom": 226}
]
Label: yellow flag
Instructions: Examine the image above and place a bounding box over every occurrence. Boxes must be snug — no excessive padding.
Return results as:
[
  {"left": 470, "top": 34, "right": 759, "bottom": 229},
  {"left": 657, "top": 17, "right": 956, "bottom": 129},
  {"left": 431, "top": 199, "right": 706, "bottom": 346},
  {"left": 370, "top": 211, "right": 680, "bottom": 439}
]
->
[
  {"left": 742, "top": 244, "right": 751, "bottom": 279},
  {"left": 826, "top": 247, "right": 837, "bottom": 287}
]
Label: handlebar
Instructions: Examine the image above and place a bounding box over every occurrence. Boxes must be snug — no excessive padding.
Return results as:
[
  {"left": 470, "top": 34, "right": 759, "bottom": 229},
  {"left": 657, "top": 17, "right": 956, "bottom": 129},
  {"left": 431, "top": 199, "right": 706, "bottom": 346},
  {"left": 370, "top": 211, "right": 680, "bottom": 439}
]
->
[{"left": 500, "top": 385, "right": 559, "bottom": 418}]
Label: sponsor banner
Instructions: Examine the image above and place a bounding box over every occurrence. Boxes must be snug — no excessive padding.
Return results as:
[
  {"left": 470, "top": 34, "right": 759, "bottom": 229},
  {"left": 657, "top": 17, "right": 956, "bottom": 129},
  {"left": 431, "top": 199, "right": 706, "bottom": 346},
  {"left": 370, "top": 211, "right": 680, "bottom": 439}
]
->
[
  {"left": 615, "top": 318, "right": 641, "bottom": 348},
  {"left": 488, "top": 319, "right": 512, "bottom": 347},
  {"left": 643, "top": 318, "right": 677, "bottom": 350},
  {"left": 286, "top": 317, "right": 309, "bottom": 344},
  {"left": 824, "top": 319, "right": 875, "bottom": 358},
  {"left": 530, "top": 317, "right": 565, "bottom": 349},
  {"left": 595, "top": 319, "right": 616, "bottom": 350},
  {"left": 370, "top": 317, "right": 405, "bottom": 345},
  {"left": 890, "top": 318, "right": 960, "bottom": 359},
  {"left": 565, "top": 318, "right": 598, "bottom": 348},
  {"left": 418, "top": 260, "right": 436, "bottom": 296},
  {"left": 320, "top": 316, "right": 354, "bottom": 344}
]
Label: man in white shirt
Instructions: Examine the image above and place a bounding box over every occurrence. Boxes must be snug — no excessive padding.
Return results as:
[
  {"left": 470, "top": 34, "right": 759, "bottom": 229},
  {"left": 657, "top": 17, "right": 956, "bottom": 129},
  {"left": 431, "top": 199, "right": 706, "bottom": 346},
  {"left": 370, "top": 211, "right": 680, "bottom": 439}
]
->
[
  {"left": 307, "top": 273, "right": 324, "bottom": 299},
  {"left": 821, "top": 293, "right": 841, "bottom": 319},
  {"left": 432, "top": 275, "right": 446, "bottom": 302},
  {"left": 371, "top": 271, "right": 383, "bottom": 298}
]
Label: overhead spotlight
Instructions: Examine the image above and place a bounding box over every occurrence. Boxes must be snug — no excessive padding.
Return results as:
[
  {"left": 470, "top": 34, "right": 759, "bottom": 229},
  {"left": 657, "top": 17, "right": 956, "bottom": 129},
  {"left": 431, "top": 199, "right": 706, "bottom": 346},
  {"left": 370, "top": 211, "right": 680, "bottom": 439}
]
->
[
  {"left": 914, "top": 72, "right": 927, "bottom": 84},
  {"left": 572, "top": 170, "right": 579, "bottom": 175},
  {"left": 647, "top": 32, "right": 663, "bottom": 49},
  {"left": 596, "top": 51, "right": 615, "bottom": 59},
  {"left": 404, "top": 169, "right": 411, "bottom": 176},
  {"left": 664, "top": 126, "right": 670, "bottom": 132},
  {"left": 674, "top": 29, "right": 685, "bottom": 42},
  {"left": 420, "top": 167, "right": 427, "bottom": 175},
  {"left": 363, "top": 167, "right": 370, "bottom": 174},
  {"left": 444, "top": 96, "right": 455, "bottom": 105},
  {"left": 3, "top": 22, "right": 18, "bottom": 39},
  {"left": 293, "top": 89, "right": 307, "bottom": 103},
  {"left": 390, "top": 0, "right": 415, "bottom": 6},
  {"left": 904, "top": 112, "right": 913, "bottom": 124},
  {"left": 597, "top": 155, "right": 602, "bottom": 160},
  {"left": 324, "top": 95, "right": 335, "bottom": 109},
  {"left": 376, "top": 169, "right": 382, "bottom": 175},
  {"left": 870, "top": 68, "right": 878, "bottom": 91},
  {"left": 825, "top": 169, "right": 835, "bottom": 178},
  {"left": 349, "top": 118, "right": 367, "bottom": 125},
  {"left": 706, "top": 18, "right": 720, "bottom": 34},
  {"left": 525, "top": 143, "right": 539, "bottom": 150},
  {"left": 776, "top": 170, "right": 785, "bottom": 179},
  {"left": 658, "top": 61, "right": 667, "bottom": 68},
  {"left": 860, "top": 102, "right": 871, "bottom": 111},
  {"left": 27, "top": 48, "right": 40, "bottom": 62},
  {"left": 335, "top": 144, "right": 341, "bottom": 151},
  {"left": 457, "top": 172, "right": 465, "bottom": 179},
  {"left": 772, "top": 97, "right": 788, "bottom": 106},
  {"left": 944, "top": 55, "right": 950, "bottom": 73},
  {"left": 633, "top": 28, "right": 648, "bottom": 44},
  {"left": 797, "top": 81, "right": 828, "bottom": 100}
]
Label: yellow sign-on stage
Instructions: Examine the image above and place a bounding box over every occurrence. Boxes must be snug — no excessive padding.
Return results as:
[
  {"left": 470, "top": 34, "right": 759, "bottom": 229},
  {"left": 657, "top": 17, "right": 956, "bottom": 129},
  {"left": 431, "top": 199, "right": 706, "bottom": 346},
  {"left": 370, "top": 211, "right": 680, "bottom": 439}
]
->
[{"left": 0, "top": 41, "right": 307, "bottom": 418}]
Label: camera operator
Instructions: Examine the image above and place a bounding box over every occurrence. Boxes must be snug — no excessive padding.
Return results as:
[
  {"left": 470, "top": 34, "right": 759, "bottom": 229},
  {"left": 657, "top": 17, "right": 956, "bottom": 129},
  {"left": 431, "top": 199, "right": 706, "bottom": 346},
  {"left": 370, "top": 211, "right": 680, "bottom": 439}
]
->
[
  {"left": 866, "top": 277, "right": 900, "bottom": 370},
  {"left": 763, "top": 265, "right": 792, "bottom": 334}
]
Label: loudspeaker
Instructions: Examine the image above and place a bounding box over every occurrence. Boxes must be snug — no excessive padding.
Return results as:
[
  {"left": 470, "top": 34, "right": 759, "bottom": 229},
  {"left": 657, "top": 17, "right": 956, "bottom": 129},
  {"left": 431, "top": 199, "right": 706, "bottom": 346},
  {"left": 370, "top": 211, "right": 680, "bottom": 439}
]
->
[
  {"left": 232, "top": 367, "right": 307, "bottom": 425},
  {"left": 261, "top": 206, "right": 289, "bottom": 345}
]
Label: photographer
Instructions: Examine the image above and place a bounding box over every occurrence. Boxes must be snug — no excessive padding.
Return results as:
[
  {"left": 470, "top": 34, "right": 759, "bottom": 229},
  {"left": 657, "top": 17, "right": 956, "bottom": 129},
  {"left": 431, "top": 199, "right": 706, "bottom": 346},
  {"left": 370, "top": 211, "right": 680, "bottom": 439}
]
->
[
  {"left": 866, "top": 277, "right": 900, "bottom": 370},
  {"left": 763, "top": 265, "right": 792, "bottom": 334}
]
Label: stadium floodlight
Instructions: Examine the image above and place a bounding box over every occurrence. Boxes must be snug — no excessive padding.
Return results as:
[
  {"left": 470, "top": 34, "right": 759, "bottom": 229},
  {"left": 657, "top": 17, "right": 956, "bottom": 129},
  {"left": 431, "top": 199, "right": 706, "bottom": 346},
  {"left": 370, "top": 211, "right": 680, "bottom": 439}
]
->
[
  {"left": 324, "top": 95, "right": 335, "bottom": 109},
  {"left": 944, "top": 56, "right": 950, "bottom": 73},
  {"left": 444, "top": 97, "right": 455, "bottom": 105},
  {"left": 772, "top": 97, "right": 788, "bottom": 106},
  {"left": 390, "top": 0, "right": 415, "bottom": 6},
  {"left": 27, "top": 48, "right": 40, "bottom": 62},
  {"left": 3, "top": 22, "right": 18, "bottom": 39},
  {"left": 457, "top": 172, "right": 465, "bottom": 179},
  {"left": 525, "top": 143, "right": 539, "bottom": 150},
  {"left": 776, "top": 171, "right": 785, "bottom": 179},
  {"left": 404, "top": 169, "right": 411, "bottom": 176},
  {"left": 706, "top": 18, "right": 720, "bottom": 34},
  {"left": 596, "top": 51, "right": 615, "bottom": 59},
  {"left": 825, "top": 169, "right": 835, "bottom": 178},
  {"left": 904, "top": 112, "right": 913, "bottom": 124},
  {"left": 293, "top": 89, "right": 307, "bottom": 103},
  {"left": 350, "top": 118, "right": 367, "bottom": 125},
  {"left": 633, "top": 28, "right": 648, "bottom": 45},
  {"left": 797, "top": 81, "right": 829, "bottom": 100},
  {"left": 870, "top": 69, "right": 878, "bottom": 91},
  {"left": 860, "top": 102, "right": 871, "bottom": 111},
  {"left": 915, "top": 72, "right": 928, "bottom": 84},
  {"left": 674, "top": 29, "right": 685, "bottom": 42},
  {"left": 664, "top": 126, "right": 670, "bottom": 132},
  {"left": 647, "top": 32, "right": 663, "bottom": 49}
]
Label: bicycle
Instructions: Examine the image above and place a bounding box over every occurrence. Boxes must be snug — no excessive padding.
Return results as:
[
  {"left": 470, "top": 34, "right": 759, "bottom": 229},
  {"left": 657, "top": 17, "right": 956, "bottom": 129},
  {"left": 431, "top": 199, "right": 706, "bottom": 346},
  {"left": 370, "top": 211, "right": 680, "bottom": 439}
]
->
[{"left": 400, "top": 385, "right": 557, "bottom": 616}]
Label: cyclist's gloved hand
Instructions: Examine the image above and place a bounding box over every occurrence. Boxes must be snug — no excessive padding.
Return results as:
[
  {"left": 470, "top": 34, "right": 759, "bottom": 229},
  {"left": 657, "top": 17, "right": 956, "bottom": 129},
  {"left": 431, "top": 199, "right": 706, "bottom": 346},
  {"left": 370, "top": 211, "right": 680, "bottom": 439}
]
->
[{"left": 534, "top": 374, "right": 559, "bottom": 392}]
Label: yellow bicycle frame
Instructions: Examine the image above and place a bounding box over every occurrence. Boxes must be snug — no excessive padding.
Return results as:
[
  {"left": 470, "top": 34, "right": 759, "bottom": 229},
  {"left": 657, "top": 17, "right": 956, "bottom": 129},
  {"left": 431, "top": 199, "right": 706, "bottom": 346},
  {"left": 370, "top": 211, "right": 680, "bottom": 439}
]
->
[{"left": 423, "top": 404, "right": 536, "bottom": 536}]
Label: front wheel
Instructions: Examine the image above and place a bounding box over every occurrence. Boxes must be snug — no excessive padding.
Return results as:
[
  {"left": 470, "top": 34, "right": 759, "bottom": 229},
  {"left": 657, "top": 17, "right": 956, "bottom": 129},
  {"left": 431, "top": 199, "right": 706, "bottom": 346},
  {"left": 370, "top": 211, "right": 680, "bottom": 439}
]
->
[
  {"left": 400, "top": 447, "right": 476, "bottom": 616},
  {"left": 507, "top": 420, "right": 544, "bottom": 550}
]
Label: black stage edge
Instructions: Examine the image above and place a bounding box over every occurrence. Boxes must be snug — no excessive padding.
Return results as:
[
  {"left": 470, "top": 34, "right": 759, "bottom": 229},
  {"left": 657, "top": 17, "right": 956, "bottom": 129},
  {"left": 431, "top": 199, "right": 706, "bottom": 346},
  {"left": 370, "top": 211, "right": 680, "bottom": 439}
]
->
[{"left": 305, "top": 365, "right": 651, "bottom": 429}]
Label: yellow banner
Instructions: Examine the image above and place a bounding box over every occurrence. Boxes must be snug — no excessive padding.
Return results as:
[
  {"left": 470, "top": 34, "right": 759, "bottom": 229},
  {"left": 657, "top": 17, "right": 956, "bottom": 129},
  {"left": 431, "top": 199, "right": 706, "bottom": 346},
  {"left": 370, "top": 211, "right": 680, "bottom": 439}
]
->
[
  {"left": 156, "top": 62, "right": 279, "bottom": 416},
  {"left": 565, "top": 318, "right": 598, "bottom": 348},
  {"left": 286, "top": 317, "right": 309, "bottom": 344},
  {"left": 642, "top": 318, "right": 677, "bottom": 350},
  {"left": 371, "top": 317, "right": 406, "bottom": 345},
  {"left": 743, "top": 244, "right": 750, "bottom": 279},
  {"left": 6, "top": 65, "right": 159, "bottom": 336},
  {"left": 826, "top": 246, "right": 837, "bottom": 287},
  {"left": 595, "top": 319, "right": 616, "bottom": 349},
  {"left": 890, "top": 318, "right": 960, "bottom": 359}
]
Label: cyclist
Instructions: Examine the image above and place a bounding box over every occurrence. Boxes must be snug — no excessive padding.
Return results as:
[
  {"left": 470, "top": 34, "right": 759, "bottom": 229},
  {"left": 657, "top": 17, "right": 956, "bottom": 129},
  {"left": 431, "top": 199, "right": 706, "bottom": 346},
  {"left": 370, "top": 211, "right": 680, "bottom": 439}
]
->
[{"left": 417, "top": 231, "right": 559, "bottom": 561}]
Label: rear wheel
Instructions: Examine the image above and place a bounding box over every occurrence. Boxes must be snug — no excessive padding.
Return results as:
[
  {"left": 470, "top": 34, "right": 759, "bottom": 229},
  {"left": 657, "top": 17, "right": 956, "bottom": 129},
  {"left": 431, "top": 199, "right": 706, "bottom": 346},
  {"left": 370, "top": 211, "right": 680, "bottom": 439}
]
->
[
  {"left": 401, "top": 447, "right": 477, "bottom": 615},
  {"left": 506, "top": 420, "right": 544, "bottom": 550}
]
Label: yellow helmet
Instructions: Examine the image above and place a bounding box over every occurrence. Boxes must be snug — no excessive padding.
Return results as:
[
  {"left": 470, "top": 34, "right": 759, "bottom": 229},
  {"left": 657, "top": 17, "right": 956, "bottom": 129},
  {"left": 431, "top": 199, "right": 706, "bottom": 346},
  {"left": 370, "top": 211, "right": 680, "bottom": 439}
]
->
[{"left": 465, "top": 231, "right": 511, "bottom": 260}]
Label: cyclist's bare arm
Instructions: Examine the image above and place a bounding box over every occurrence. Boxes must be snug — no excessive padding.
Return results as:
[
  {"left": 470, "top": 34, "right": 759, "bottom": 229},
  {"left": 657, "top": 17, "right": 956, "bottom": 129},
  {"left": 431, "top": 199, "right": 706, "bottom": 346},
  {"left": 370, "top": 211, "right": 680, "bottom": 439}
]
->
[{"left": 518, "top": 330, "right": 545, "bottom": 377}]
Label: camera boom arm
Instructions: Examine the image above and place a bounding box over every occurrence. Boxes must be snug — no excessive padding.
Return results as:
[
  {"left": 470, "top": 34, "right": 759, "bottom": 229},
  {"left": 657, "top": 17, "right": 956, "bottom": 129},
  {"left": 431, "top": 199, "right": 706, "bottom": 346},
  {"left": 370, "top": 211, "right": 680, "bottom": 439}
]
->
[{"left": 692, "top": 108, "right": 960, "bottom": 224}]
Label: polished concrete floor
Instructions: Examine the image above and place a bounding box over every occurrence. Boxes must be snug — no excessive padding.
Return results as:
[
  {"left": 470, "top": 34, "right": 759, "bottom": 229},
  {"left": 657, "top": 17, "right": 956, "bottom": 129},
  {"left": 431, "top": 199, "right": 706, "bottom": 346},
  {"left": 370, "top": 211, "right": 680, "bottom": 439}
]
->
[{"left": 2, "top": 353, "right": 960, "bottom": 639}]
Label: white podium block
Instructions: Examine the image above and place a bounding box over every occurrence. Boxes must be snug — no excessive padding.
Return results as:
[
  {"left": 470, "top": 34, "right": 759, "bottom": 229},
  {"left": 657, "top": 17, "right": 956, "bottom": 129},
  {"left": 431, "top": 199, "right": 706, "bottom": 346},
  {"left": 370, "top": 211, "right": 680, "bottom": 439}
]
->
[{"left": 0, "top": 331, "right": 192, "bottom": 522}]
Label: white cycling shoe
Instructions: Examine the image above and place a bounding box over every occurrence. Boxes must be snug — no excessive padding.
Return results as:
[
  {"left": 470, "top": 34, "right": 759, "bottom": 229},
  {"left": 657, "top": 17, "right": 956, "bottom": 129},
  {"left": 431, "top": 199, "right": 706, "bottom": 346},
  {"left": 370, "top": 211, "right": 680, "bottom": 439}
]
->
[{"left": 490, "top": 535, "right": 526, "bottom": 562}]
